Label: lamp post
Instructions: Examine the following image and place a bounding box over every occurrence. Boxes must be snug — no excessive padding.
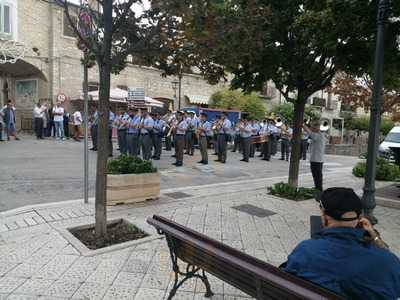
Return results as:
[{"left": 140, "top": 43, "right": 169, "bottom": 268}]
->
[
  {"left": 171, "top": 80, "right": 178, "bottom": 110},
  {"left": 362, "top": 0, "right": 390, "bottom": 225}
]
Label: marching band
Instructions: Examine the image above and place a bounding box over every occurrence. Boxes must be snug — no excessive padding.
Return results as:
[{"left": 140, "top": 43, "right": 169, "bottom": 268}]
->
[{"left": 94, "top": 109, "right": 318, "bottom": 167}]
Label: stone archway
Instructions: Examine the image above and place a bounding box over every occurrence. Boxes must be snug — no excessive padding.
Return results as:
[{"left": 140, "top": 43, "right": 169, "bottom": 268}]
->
[{"left": 0, "top": 59, "right": 48, "bottom": 131}]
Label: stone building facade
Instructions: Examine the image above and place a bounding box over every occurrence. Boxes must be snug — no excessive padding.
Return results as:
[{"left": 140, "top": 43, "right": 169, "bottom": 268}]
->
[{"left": 0, "top": 0, "right": 226, "bottom": 130}]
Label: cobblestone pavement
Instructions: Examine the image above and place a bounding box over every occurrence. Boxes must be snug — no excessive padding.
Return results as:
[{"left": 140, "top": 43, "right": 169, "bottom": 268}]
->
[
  {"left": 0, "top": 169, "right": 399, "bottom": 299},
  {"left": 0, "top": 135, "right": 358, "bottom": 211}
]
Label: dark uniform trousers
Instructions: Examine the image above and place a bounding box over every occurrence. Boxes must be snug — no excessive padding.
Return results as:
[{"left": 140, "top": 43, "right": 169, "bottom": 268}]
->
[
  {"left": 108, "top": 127, "right": 113, "bottom": 156},
  {"left": 262, "top": 137, "right": 272, "bottom": 160},
  {"left": 232, "top": 134, "right": 241, "bottom": 152},
  {"left": 153, "top": 134, "right": 163, "bottom": 159},
  {"left": 91, "top": 124, "right": 98, "bottom": 149},
  {"left": 199, "top": 136, "right": 208, "bottom": 163},
  {"left": 165, "top": 134, "right": 172, "bottom": 150},
  {"left": 175, "top": 134, "right": 185, "bottom": 164},
  {"left": 34, "top": 118, "right": 44, "bottom": 139},
  {"left": 213, "top": 135, "right": 219, "bottom": 154},
  {"left": 271, "top": 135, "right": 278, "bottom": 155},
  {"left": 281, "top": 138, "right": 290, "bottom": 160},
  {"left": 185, "top": 130, "right": 195, "bottom": 155},
  {"left": 117, "top": 129, "right": 127, "bottom": 155},
  {"left": 141, "top": 134, "right": 152, "bottom": 160},
  {"left": 241, "top": 137, "right": 251, "bottom": 161},
  {"left": 217, "top": 134, "right": 227, "bottom": 162},
  {"left": 300, "top": 139, "right": 308, "bottom": 160},
  {"left": 250, "top": 135, "right": 257, "bottom": 157},
  {"left": 127, "top": 133, "right": 139, "bottom": 156},
  {"left": 310, "top": 162, "right": 323, "bottom": 192}
]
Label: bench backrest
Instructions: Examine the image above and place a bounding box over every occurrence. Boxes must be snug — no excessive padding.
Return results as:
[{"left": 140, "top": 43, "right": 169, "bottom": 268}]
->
[{"left": 147, "top": 215, "right": 344, "bottom": 300}]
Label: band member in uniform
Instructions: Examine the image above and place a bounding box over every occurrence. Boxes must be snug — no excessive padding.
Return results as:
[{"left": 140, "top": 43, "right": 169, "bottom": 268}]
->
[
  {"left": 250, "top": 119, "right": 260, "bottom": 158},
  {"left": 108, "top": 107, "right": 116, "bottom": 157},
  {"left": 280, "top": 122, "right": 293, "bottom": 161},
  {"left": 300, "top": 126, "right": 310, "bottom": 160},
  {"left": 240, "top": 118, "right": 252, "bottom": 162},
  {"left": 303, "top": 120, "right": 327, "bottom": 194},
  {"left": 152, "top": 113, "right": 165, "bottom": 160},
  {"left": 197, "top": 113, "right": 211, "bottom": 164},
  {"left": 185, "top": 112, "right": 197, "bottom": 155},
  {"left": 126, "top": 108, "right": 141, "bottom": 156},
  {"left": 232, "top": 122, "right": 241, "bottom": 153},
  {"left": 173, "top": 111, "right": 188, "bottom": 167},
  {"left": 115, "top": 110, "right": 129, "bottom": 155},
  {"left": 212, "top": 115, "right": 221, "bottom": 156},
  {"left": 216, "top": 112, "right": 232, "bottom": 163},
  {"left": 164, "top": 111, "right": 173, "bottom": 151},
  {"left": 140, "top": 109, "right": 154, "bottom": 161},
  {"left": 260, "top": 121, "right": 272, "bottom": 161}
]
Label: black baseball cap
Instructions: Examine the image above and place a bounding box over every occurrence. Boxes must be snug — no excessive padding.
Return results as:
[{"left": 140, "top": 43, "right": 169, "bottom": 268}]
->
[{"left": 320, "top": 188, "right": 362, "bottom": 221}]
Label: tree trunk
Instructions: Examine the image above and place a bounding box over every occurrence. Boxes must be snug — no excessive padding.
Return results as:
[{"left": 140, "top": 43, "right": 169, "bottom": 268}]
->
[
  {"left": 94, "top": 0, "right": 113, "bottom": 246},
  {"left": 95, "top": 65, "right": 111, "bottom": 245},
  {"left": 288, "top": 95, "right": 307, "bottom": 188}
]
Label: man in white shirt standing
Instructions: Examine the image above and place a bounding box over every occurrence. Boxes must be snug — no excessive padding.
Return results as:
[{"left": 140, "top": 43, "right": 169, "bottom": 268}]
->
[
  {"left": 303, "top": 120, "right": 326, "bottom": 195},
  {"left": 52, "top": 101, "right": 65, "bottom": 140},
  {"left": 73, "top": 110, "right": 83, "bottom": 141},
  {"left": 33, "top": 102, "right": 46, "bottom": 139}
]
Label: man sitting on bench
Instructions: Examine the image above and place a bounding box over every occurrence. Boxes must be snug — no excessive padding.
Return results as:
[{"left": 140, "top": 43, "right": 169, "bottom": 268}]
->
[{"left": 281, "top": 187, "right": 400, "bottom": 300}]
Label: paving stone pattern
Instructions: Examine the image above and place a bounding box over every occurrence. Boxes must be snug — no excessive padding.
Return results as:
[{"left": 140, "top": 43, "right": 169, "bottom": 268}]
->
[{"left": 0, "top": 171, "right": 399, "bottom": 299}]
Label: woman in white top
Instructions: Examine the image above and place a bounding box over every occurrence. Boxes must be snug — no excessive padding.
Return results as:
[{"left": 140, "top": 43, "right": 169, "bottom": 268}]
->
[{"left": 72, "top": 110, "right": 83, "bottom": 141}]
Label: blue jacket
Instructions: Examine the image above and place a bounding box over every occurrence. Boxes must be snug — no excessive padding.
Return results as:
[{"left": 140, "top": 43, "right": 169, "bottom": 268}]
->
[{"left": 282, "top": 227, "right": 400, "bottom": 300}]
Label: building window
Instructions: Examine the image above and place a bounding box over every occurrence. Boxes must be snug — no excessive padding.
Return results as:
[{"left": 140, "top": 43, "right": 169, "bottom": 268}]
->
[
  {"left": 0, "top": 1, "right": 16, "bottom": 40},
  {"left": 63, "top": 8, "right": 78, "bottom": 38}
]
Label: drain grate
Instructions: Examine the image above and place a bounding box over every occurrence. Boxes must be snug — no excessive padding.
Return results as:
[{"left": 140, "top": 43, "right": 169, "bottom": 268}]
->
[
  {"left": 232, "top": 204, "right": 276, "bottom": 218},
  {"left": 164, "top": 192, "right": 192, "bottom": 199}
]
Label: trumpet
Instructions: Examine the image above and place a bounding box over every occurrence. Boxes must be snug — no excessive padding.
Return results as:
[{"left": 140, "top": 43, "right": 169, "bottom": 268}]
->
[{"left": 320, "top": 120, "right": 330, "bottom": 132}]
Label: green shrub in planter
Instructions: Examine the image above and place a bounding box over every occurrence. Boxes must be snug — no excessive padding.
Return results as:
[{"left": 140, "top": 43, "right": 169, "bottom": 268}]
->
[
  {"left": 352, "top": 157, "right": 400, "bottom": 181},
  {"left": 107, "top": 155, "right": 157, "bottom": 175},
  {"left": 268, "top": 182, "right": 316, "bottom": 201}
]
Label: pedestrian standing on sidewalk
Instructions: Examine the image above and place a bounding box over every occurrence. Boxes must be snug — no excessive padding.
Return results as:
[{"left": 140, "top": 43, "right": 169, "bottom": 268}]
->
[
  {"left": 52, "top": 101, "right": 65, "bottom": 140},
  {"left": 33, "top": 102, "right": 46, "bottom": 139},
  {"left": 72, "top": 110, "right": 83, "bottom": 141},
  {"left": 303, "top": 120, "right": 326, "bottom": 195},
  {"left": 3, "top": 100, "right": 19, "bottom": 141},
  {"left": 90, "top": 109, "right": 98, "bottom": 151}
]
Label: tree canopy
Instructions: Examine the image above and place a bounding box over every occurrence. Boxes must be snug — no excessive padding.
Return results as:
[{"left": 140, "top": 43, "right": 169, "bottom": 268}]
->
[
  {"left": 156, "top": 0, "right": 400, "bottom": 187},
  {"left": 210, "top": 89, "right": 266, "bottom": 120}
]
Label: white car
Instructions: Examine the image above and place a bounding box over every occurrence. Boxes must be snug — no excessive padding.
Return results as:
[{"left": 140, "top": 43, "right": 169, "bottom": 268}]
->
[{"left": 379, "top": 126, "right": 400, "bottom": 159}]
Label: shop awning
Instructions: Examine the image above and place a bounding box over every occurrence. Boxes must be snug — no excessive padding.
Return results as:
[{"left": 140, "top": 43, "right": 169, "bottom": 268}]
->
[
  {"left": 72, "top": 88, "right": 164, "bottom": 108},
  {"left": 185, "top": 94, "right": 210, "bottom": 105}
]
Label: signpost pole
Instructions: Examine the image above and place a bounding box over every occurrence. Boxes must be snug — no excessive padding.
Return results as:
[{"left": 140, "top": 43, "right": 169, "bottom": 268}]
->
[{"left": 83, "top": 55, "right": 89, "bottom": 204}]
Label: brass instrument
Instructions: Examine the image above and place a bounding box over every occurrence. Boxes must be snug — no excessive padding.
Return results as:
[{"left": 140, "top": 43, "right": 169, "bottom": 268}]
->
[{"left": 320, "top": 120, "right": 330, "bottom": 132}]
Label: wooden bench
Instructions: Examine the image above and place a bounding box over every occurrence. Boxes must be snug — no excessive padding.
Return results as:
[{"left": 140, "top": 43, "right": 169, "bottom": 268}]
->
[{"left": 147, "top": 215, "right": 344, "bottom": 300}]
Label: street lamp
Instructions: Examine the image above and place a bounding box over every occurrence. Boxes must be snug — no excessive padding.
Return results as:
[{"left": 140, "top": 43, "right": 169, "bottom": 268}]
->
[
  {"left": 362, "top": 0, "right": 390, "bottom": 225},
  {"left": 171, "top": 80, "right": 178, "bottom": 110}
]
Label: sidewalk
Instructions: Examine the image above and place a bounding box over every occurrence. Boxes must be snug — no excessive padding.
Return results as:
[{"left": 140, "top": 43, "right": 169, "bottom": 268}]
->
[{"left": 0, "top": 170, "right": 399, "bottom": 299}]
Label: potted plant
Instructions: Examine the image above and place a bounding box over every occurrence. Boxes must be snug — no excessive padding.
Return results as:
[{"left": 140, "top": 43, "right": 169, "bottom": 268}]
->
[{"left": 106, "top": 155, "right": 160, "bottom": 205}]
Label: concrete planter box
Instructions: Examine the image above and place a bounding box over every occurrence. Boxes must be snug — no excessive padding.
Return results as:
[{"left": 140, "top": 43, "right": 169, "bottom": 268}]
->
[{"left": 107, "top": 172, "right": 160, "bottom": 205}]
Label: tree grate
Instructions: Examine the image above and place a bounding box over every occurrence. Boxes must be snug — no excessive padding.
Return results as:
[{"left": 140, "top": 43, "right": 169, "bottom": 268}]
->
[
  {"left": 164, "top": 192, "right": 193, "bottom": 199},
  {"left": 231, "top": 204, "right": 276, "bottom": 218}
]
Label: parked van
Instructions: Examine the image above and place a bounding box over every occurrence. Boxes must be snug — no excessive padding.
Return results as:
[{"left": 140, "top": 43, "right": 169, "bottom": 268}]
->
[{"left": 379, "top": 126, "right": 400, "bottom": 158}]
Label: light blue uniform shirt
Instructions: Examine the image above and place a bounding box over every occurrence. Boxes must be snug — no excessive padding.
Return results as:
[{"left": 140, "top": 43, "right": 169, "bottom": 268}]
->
[
  {"left": 240, "top": 124, "right": 253, "bottom": 138},
  {"left": 108, "top": 111, "right": 116, "bottom": 127},
  {"left": 191, "top": 118, "right": 199, "bottom": 129},
  {"left": 127, "top": 115, "right": 140, "bottom": 134},
  {"left": 219, "top": 118, "right": 232, "bottom": 134},
  {"left": 154, "top": 119, "right": 166, "bottom": 135},
  {"left": 176, "top": 120, "right": 188, "bottom": 135},
  {"left": 251, "top": 123, "right": 261, "bottom": 136},
  {"left": 117, "top": 113, "right": 129, "bottom": 130},
  {"left": 200, "top": 121, "right": 211, "bottom": 137},
  {"left": 140, "top": 116, "right": 154, "bottom": 134}
]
